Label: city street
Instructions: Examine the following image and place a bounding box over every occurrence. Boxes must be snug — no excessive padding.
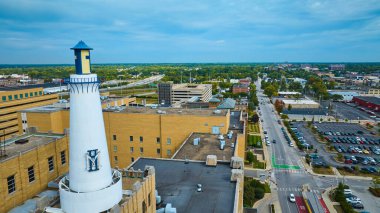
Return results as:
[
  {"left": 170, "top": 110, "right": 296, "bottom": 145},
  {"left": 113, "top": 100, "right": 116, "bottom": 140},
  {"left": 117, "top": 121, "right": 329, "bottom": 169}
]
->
[{"left": 255, "top": 80, "right": 374, "bottom": 213}]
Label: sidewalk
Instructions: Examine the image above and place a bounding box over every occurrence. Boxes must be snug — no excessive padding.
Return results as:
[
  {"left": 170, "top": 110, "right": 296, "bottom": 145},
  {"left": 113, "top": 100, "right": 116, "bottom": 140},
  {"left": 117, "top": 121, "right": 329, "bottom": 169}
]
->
[
  {"left": 301, "top": 157, "right": 372, "bottom": 180},
  {"left": 321, "top": 186, "right": 338, "bottom": 213}
]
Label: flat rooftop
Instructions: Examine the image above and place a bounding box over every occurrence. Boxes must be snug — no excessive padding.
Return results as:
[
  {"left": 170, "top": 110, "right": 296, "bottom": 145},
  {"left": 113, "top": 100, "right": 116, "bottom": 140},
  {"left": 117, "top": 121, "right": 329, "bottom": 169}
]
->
[
  {"left": 354, "top": 96, "right": 380, "bottom": 105},
  {"left": 282, "top": 99, "right": 319, "bottom": 105},
  {"left": 172, "top": 83, "right": 211, "bottom": 90},
  {"left": 173, "top": 132, "right": 235, "bottom": 161},
  {"left": 130, "top": 158, "right": 236, "bottom": 213},
  {"left": 0, "top": 133, "right": 65, "bottom": 162}
]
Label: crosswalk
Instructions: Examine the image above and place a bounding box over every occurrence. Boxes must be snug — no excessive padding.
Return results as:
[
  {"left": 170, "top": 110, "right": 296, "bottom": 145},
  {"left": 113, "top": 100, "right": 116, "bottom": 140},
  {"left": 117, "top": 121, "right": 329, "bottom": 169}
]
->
[
  {"left": 276, "top": 187, "right": 320, "bottom": 193},
  {"left": 274, "top": 168, "right": 307, "bottom": 174}
]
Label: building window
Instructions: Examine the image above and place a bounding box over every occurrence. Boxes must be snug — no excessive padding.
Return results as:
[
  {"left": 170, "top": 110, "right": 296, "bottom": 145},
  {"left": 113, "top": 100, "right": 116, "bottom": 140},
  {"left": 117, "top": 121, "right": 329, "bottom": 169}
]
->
[
  {"left": 60, "top": 151, "right": 66, "bottom": 165},
  {"left": 130, "top": 136, "right": 133, "bottom": 142},
  {"left": 157, "top": 148, "right": 161, "bottom": 154},
  {"left": 148, "top": 193, "right": 151, "bottom": 206},
  {"left": 113, "top": 135, "right": 117, "bottom": 140},
  {"left": 114, "top": 156, "right": 118, "bottom": 162},
  {"left": 167, "top": 149, "right": 171, "bottom": 156},
  {"left": 25, "top": 93, "right": 28, "bottom": 98},
  {"left": 20, "top": 94, "right": 23, "bottom": 98},
  {"left": 131, "top": 157, "right": 135, "bottom": 162},
  {"left": 39, "top": 91, "right": 42, "bottom": 95},
  {"left": 30, "top": 92, "right": 33, "bottom": 97},
  {"left": 167, "top": 138, "right": 171, "bottom": 145},
  {"left": 48, "top": 156, "right": 54, "bottom": 172},
  {"left": 142, "top": 201, "right": 147, "bottom": 213},
  {"left": 28, "top": 166, "right": 35, "bottom": 183},
  {"left": 7, "top": 175, "right": 16, "bottom": 194},
  {"left": 34, "top": 92, "right": 38, "bottom": 96},
  {"left": 14, "top": 94, "right": 18, "bottom": 99},
  {"left": 140, "top": 147, "right": 144, "bottom": 153},
  {"left": 114, "top": 145, "right": 118, "bottom": 152},
  {"left": 130, "top": 147, "right": 134, "bottom": 153},
  {"left": 8, "top": 95, "right": 12, "bottom": 101},
  {"left": 156, "top": 137, "right": 160, "bottom": 143},
  {"left": 2, "top": 96, "right": 6, "bottom": 101},
  {"left": 140, "top": 136, "right": 143, "bottom": 143}
]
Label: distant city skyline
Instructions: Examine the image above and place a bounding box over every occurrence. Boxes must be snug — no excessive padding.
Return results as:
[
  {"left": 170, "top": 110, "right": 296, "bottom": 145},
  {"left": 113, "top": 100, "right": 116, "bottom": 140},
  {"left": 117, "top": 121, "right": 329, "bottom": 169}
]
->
[{"left": 1, "top": 0, "right": 380, "bottom": 64}]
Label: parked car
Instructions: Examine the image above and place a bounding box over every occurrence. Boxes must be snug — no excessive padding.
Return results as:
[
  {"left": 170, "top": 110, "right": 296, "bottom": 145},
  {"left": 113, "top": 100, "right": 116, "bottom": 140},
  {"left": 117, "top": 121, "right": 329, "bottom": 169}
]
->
[{"left": 351, "top": 202, "right": 364, "bottom": 209}]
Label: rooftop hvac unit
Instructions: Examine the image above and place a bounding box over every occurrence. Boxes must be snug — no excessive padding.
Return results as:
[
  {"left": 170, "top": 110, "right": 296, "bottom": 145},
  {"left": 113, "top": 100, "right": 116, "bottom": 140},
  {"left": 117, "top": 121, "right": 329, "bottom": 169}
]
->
[
  {"left": 193, "top": 137, "right": 200, "bottom": 145},
  {"left": 227, "top": 132, "right": 233, "bottom": 139},
  {"left": 217, "top": 134, "right": 224, "bottom": 140},
  {"left": 155, "top": 190, "right": 162, "bottom": 204},
  {"left": 220, "top": 140, "right": 226, "bottom": 150}
]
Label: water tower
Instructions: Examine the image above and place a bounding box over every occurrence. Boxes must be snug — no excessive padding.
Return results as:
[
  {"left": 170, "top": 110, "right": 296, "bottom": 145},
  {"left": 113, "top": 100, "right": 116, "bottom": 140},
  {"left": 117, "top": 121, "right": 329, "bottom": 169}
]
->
[{"left": 59, "top": 41, "right": 122, "bottom": 213}]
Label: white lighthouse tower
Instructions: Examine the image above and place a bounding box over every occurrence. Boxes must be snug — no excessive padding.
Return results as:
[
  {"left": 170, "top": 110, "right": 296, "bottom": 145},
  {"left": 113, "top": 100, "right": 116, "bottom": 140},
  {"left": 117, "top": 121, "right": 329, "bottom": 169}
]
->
[{"left": 59, "top": 41, "right": 122, "bottom": 213}]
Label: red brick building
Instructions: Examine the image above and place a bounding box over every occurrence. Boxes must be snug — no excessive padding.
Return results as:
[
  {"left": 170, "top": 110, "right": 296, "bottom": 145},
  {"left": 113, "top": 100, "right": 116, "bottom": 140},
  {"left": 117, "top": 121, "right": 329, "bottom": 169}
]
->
[
  {"left": 232, "top": 84, "right": 249, "bottom": 94},
  {"left": 352, "top": 96, "right": 380, "bottom": 112}
]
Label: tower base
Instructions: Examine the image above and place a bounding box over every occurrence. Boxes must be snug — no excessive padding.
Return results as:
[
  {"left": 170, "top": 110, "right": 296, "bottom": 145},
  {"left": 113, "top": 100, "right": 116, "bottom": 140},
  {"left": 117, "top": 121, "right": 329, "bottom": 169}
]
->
[{"left": 59, "top": 169, "right": 122, "bottom": 213}]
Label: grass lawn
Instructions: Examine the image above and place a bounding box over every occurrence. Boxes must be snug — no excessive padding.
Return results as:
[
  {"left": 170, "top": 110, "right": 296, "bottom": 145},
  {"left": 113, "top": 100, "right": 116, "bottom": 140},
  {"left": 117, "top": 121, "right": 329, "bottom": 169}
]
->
[
  {"left": 337, "top": 168, "right": 380, "bottom": 178},
  {"left": 247, "top": 134, "right": 262, "bottom": 148},
  {"left": 248, "top": 122, "right": 260, "bottom": 134},
  {"left": 313, "top": 167, "right": 335, "bottom": 175}
]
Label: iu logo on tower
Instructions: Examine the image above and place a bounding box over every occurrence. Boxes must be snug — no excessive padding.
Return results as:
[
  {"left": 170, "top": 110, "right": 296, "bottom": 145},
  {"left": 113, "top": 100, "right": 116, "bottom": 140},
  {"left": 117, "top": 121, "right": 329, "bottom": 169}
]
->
[{"left": 86, "top": 149, "right": 100, "bottom": 172}]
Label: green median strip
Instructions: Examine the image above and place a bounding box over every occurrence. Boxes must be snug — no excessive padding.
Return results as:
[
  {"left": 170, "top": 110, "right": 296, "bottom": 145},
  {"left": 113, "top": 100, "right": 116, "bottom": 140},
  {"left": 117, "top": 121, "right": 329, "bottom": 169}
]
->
[{"left": 272, "top": 154, "right": 301, "bottom": 170}]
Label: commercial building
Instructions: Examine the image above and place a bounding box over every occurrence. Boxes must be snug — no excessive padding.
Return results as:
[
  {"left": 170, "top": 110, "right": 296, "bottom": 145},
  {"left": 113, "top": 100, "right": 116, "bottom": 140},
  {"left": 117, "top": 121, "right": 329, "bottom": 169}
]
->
[
  {"left": 232, "top": 84, "right": 249, "bottom": 94},
  {"left": 158, "top": 82, "right": 172, "bottom": 106},
  {"left": 352, "top": 96, "right": 380, "bottom": 112},
  {"left": 329, "top": 64, "right": 345, "bottom": 71},
  {"left": 0, "top": 87, "right": 58, "bottom": 139},
  {"left": 19, "top": 107, "right": 230, "bottom": 168},
  {"left": 171, "top": 83, "right": 212, "bottom": 103},
  {"left": 281, "top": 99, "right": 320, "bottom": 109},
  {"left": 287, "top": 77, "right": 307, "bottom": 88},
  {"left": 328, "top": 91, "right": 359, "bottom": 101},
  {"left": 0, "top": 133, "right": 69, "bottom": 212}
]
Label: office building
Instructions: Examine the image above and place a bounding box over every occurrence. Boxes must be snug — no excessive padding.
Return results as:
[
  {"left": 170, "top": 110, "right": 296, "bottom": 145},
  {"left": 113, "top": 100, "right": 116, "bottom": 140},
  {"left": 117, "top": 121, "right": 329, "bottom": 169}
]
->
[
  {"left": 0, "top": 87, "right": 58, "bottom": 139},
  {"left": 171, "top": 83, "right": 212, "bottom": 103},
  {"left": 158, "top": 82, "right": 172, "bottom": 106}
]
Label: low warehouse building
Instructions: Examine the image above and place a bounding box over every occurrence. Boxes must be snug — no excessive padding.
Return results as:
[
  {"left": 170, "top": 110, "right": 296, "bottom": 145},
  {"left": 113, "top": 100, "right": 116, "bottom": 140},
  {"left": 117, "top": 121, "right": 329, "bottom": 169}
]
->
[{"left": 281, "top": 99, "right": 320, "bottom": 109}]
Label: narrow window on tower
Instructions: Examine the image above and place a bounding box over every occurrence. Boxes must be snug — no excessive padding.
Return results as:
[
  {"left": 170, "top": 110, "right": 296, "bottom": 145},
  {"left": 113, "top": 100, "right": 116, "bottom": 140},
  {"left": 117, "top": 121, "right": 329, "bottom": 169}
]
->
[
  {"left": 28, "top": 166, "right": 35, "bottom": 183},
  {"left": 130, "top": 136, "right": 133, "bottom": 142},
  {"left": 61, "top": 151, "right": 66, "bottom": 165},
  {"left": 48, "top": 156, "right": 54, "bottom": 172},
  {"left": 7, "top": 175, "right": 16, "bottom": 194},
  {"left": 113, "top": 135, "right": 117, "bottom": 141},
  {"left": 140, "top": 136, "right": 143, "bottom": 143}
]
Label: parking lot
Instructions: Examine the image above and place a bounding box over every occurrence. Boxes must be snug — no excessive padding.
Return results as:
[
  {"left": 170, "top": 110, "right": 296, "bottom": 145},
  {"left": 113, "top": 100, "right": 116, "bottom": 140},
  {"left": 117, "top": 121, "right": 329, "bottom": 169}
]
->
[{"left": 297, "top": 122, "right": 380, "bottom": 174}]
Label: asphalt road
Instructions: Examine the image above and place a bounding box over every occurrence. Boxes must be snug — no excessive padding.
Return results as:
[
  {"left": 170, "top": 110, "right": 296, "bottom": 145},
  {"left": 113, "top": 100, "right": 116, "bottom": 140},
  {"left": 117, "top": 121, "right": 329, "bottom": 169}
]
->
[{"left": 255, "top": 79, "right": 373, "bottom": 213}]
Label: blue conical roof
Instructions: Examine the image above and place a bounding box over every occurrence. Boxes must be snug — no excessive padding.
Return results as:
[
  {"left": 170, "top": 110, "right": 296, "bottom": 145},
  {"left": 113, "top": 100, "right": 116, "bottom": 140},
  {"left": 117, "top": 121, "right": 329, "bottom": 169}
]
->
[{"left": 71, "top": 40, "right": 93, "bottom": 50}]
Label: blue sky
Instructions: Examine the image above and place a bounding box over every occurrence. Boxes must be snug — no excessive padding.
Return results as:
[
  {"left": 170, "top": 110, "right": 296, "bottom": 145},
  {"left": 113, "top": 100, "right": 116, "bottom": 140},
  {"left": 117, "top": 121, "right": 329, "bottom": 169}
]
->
[{"left": 0, "top": 0, "right": 380, "bottom": 64}]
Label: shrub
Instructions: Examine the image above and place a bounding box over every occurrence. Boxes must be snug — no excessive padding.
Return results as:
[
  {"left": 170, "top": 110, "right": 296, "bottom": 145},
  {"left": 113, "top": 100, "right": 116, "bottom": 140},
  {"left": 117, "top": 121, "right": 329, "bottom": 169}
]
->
[
  {"left": 369, "top": 187, "right": 380, "bottom": 197},
  {"left": 254, "top": 188, "right": 265, "bottom": 200},
  {"left": 246, "top": 151, "right": 254, "bottom": 164}
]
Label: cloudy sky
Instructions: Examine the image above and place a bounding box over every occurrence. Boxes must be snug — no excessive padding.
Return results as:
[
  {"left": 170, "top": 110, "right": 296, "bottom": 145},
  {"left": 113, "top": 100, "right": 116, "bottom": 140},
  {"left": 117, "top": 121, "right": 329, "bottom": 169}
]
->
[{"left": 0, "top": 0, "right": 380, "bottom": 64}]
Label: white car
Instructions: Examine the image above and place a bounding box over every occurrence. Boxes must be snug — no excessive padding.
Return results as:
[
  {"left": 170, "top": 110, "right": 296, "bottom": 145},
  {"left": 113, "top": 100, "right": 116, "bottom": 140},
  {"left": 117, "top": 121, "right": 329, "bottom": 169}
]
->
[{"left": 289, "top": 193, "right": 296, "bottom": 202}]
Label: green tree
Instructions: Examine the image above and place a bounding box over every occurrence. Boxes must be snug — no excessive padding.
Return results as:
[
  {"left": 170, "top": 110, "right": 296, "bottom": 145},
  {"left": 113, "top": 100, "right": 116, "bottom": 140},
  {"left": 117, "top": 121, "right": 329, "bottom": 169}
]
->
[
  {"left": 280, "top": 78, "right": 287, "bottom": 91},
  {"left": 246, "top": 151, "right": 254, "bottom": 164},
  {"left": 263, "top": 85, "right": 278, "bottom": 97},
  {"left": 330, "top": 94, "right": 343, "bottom": 101},
  {"left": 288, "top": 104, "right": 292, "bottom": 111},
  {"left": 288, "top": 81, "right": 303, "bottom": 92}
]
